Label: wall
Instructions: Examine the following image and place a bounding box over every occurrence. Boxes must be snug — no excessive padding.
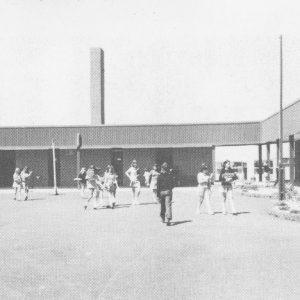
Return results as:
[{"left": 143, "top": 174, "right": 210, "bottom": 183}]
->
[
  {"left": 295, "top": 140, "right": 300, "bottom": 185},
  {"left": 261, "top": 100, "right": 300, "bottom": 143},
  {"left": 15, "top": 150, "right": 49, "bottom": 187},
  {"left": 173, "top": 147, "right": 213, "bottom": 186},
  {"left": 123, "top": 148, "right": 157, "bottom": 187},
  {"left": 60, "top": 149, "right": 77, "bottom": 187}
]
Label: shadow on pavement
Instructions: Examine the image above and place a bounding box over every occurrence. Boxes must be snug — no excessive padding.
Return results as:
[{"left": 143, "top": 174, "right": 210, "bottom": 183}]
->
[
  {"left": 170, "top": 220, "right": 192, "bottom": 226},
  {"left": 139, "top": 202, "right": 158, "bottom": 206},
  {"left": 234, "top": 211, "right": 251, "bottom": 215}
]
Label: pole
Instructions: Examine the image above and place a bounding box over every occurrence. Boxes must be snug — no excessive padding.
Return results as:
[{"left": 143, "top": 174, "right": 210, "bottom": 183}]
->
[
  {"left": 76, "top": 133, "right": 82, "bottom": 189},
  {"left": 76, "top": 149, "right": 81, "bottom": 189},
  {"left": 52, "top": 140, "right": 59, "bottom": 195},
  {"left": 279, "top": 35, "right": 284, "bottom": 200}
]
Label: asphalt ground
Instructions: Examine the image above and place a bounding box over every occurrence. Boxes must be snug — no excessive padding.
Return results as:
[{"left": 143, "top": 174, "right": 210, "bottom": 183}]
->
[{"left": 0, "top": 187, "right": 299, "bottom": 299}]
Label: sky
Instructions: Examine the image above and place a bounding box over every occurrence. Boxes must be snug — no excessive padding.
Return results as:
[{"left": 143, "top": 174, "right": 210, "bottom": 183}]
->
[{"left": 1, "top": 0, "right": 300, "bottom": 127}]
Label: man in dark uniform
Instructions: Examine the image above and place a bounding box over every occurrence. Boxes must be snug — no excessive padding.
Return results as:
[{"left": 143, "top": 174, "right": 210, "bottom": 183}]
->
[{"left": 157, "top": 162, "right": 175, "bottom": 226}]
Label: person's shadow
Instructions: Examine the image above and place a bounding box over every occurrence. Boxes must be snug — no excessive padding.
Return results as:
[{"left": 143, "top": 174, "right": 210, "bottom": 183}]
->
[
  {"left": 213, "top": 211, "right": 251, "bottom": 216},
  {"left": 233, "top": 211, "right": 251, "bottom": 216},
  {"left": 169, "top": 220, "right": 192, "bottom": 226}
]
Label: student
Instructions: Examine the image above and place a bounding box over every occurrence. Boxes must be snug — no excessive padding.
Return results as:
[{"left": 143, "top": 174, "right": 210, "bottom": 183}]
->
[
  {"left": 143, "top": 168, "right": 150, "bottom": 187},
  {"left": 219, "top": 160, "right": 238, "bottom": 215},
  {"left": 196, "top": 164, "right": 214, "bottom": 215},
  {"left": 77, "top": 167, "right": 87, "bottom": 197},
  {"left": 125, "top": 160, "right": 141, "bottom": 205},
  {"left": 20, "top": 166, "right": 33, "bottom": 201},
  {"left": 157, "top": 162, "right": 174, "bottom": 226},
  {"left": 84, "top": 165, "right": 103, "bottom": 210},
  {"left": 149, "top": 164, "right": 160, "bottom": 203},
  {"left": 12, "top": 168, "right": 22, "bottom": 201},
  {"left": 104, "top": 165, "right": 119, "bottom": 209}
]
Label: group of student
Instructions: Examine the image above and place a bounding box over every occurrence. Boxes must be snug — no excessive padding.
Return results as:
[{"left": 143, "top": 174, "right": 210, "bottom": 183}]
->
[
  {"left": 77, "top": 158, "right": 239, "bottom": 226},
  {"left": 12, "top": 166, "right": 33, "bottom": 201},
  {"left": 76, "top": 164, "right": 119, "bottom": 210},
  {"left": 12, "top": 159, "right": 239, "bottom": 225},
  {"left": 197, "top": 160, "right": 238, "bottom": 216}
]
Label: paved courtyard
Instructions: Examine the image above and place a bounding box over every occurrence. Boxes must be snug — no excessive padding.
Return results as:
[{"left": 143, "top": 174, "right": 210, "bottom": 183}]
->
[{"left": 0, "top": 187, "right": 299, "bottom": 299}]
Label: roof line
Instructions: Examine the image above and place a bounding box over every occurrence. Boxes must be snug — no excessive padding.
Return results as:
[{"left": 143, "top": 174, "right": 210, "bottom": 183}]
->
[
  {"left": 262, "top": 98, "right": 300, "bottom": 122},
  {"left": 0, "top": 120, "right": 260, "bottom": 129}
]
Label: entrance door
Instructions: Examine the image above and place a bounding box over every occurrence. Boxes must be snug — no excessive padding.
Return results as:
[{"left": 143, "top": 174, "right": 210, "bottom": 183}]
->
[
  {"left": 111, "top": 149, "right": 123, "bottom": 186},
  {"left": 156, "top": 148, "right": 173, "bottom": 168},
  {"left": 0, "top": 150, "right": 16, "bottom": 187}
]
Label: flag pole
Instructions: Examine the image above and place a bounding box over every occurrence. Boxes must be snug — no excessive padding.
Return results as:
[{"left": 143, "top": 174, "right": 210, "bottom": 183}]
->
[{"left": 279, "top": 35, "right": 284, "bottom": 201}]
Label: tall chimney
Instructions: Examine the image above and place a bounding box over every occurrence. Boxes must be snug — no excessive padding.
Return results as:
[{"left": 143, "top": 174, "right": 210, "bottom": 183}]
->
[{"left": 90, "top": 48, "right": 105, "bottom": 125}]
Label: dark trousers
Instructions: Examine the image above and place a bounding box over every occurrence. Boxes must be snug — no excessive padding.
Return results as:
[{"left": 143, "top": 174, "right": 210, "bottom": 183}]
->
[{"left": 159, "top": 190, "right": 172, "bottom": 221}]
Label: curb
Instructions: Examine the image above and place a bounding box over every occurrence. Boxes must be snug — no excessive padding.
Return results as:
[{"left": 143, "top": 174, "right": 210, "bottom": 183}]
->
[{"left": 269, "top": 206, "right": 300, "bottom": 222}]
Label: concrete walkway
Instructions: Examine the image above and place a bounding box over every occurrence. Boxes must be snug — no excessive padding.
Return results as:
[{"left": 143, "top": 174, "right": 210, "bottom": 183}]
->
[{"left": 0, "top": 187, "right": 299, "bottom": 299}]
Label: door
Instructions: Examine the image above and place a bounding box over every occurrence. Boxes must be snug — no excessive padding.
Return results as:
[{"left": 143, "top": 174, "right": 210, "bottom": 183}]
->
[
  {"left": 111, "top": 149, "right": 123, "bottom": 186},
  {"left": 156, "top": 148, "right": 173, "bottom": 169},
  {"left": 0, "top": 150, "right": 16, "bottom": 187}
]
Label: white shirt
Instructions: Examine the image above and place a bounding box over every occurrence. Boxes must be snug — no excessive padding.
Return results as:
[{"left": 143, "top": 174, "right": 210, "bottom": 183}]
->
[
  {"left": 197, "top": 172, "right": 211, "bottom": 185},
  {"left": 126, "top": 167, "right": 139, "bottom": 182}
]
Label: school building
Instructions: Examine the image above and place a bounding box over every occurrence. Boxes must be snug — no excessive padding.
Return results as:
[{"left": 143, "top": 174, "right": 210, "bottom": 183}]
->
[{"left": 0, "top": 48, "right": 300, "bottom": 188}]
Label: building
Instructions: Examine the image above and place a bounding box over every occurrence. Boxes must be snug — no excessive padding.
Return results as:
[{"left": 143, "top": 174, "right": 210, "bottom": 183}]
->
[{"left": 0, "top": 48, "right": 300, "bottom": 188}]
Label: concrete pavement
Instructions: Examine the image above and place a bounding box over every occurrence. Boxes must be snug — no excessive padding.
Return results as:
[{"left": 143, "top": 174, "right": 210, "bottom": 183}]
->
[{"left": 0, "top": 187, "right": 299, "bottom": 299}]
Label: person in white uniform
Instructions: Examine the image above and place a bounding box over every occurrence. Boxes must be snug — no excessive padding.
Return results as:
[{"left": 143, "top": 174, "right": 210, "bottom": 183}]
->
[
  {"left": 84, "top": 166, "right": 103, "bottom": 210},
  {"left": 149, "top": 164, "right": 160, "bottom": 203},
  {"left": 196, "top": 164, "right": 214, "bottom": 215},
  {"left": 20, "top": 166, "right": 33, "bottom": 201},
  {"left": 125, "top": 160, "right": 141, "bottom": 205},
  {"left": 219, "top": 160, "right": 238, "bottom": 215},
  {"left": 104, "top": 165, "right": 119, "bottom": 209},
  {"left": 12, "top": 168, "right": 22, "bottom": 201}
]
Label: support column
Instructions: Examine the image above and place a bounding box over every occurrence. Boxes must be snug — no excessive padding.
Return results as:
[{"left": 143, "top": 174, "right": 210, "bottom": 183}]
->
[
  {"left": 289, "top": 135, "right": 295, "bottom": 184},
  {"left": 276, "top": 139, "right": 280, "bottom": 181},
  {"left": 266, "top": 143, "right": 271, "bottom": 164},
  {"left": 258, "top": 144, "right": 263, "bottom": 182},
  {"left": 212, "top": 146, "right": 216, "bottom": 180}
]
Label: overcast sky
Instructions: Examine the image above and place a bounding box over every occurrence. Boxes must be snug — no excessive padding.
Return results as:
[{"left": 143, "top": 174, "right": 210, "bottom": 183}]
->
[{"left": 1, "top": 0, "right": 300, "bottom": 126}]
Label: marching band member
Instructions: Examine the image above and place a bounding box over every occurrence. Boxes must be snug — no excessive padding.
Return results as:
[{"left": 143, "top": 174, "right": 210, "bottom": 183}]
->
[
  {"left": 84, "top": 166, "right": 103, "bottom": 210},
  {"left": 20, "top": 166, "right": 33, "bottom": 201},
  {"left": 13, "top": 168, "right": 22, "bottom": 201},
  {"left": 104, "top": 165, "right": 118, "bottom": 209},
  {"left": 219, "top": 160, "right": 238, "bottom": 215},
  {"left": 196, "top": 164, "right": 214, "bottom": 215},
  {"left": 125, "top": 160, "right": 141, "bottom": 205},
  {"left": 149, "top": 164, "right": 160, "bottom": 203}
]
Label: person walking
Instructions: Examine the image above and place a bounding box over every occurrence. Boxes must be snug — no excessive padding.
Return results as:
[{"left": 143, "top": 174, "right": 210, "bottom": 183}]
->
[
  {"left": 20, "top": 166, "right": 33, "bottom": 200},
  {"left": 12, "top": 168, "right": 22, "bottom": 201},
  {"left": 219, "top": 160, "right": 238, "bottom": 215},
  {"left": 125, "top": 160, "right": 141, "bottom": 205},
  {"left": 84, "top": 165, "right": 103, "bottom": 210},
  {"left": 149, "top": 164, "right": 160, "bottom": 203},
  {"left": 196, "top": 164, "right": 214, "bottom": 215},
  {"left": 104, "top": 165, "right": 119, "bottom": 209},
  {"left": 77, "top": 167, "right": 87, "bottom": 197},
  {"left": 143, "top": 168, "right": 150, "bottom": 187},
  {"left": 157, "top": 162, "right": 175, "bottom": 226}
]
